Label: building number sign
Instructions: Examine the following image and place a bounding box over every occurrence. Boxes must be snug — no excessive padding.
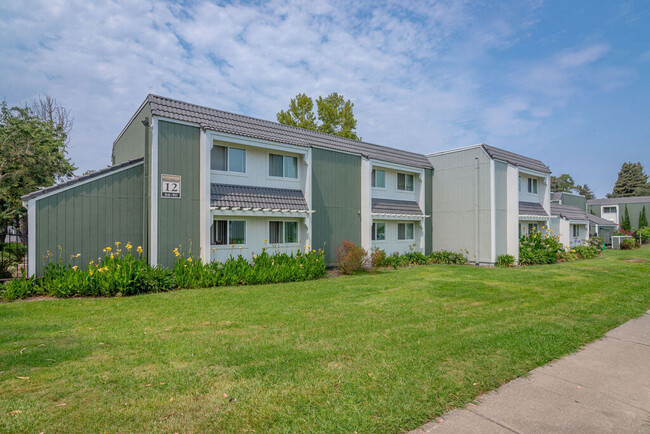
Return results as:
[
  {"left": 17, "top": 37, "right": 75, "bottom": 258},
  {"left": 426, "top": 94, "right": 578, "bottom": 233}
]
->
[{"left": 161, "top": 174, "right": 181, "bottom": 198}]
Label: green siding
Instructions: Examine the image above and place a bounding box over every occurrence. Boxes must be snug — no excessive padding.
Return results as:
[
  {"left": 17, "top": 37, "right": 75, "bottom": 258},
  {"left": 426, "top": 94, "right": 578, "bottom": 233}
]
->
[
  {"left": 34, "top": 164, "right": 144, "bottom": 276},
  {"left": 589, "top": 201, "right": 650, "bottom": 229},
  {"left": 424, "top": 168, "right": 433, "bottom": 254},
  {"left": 112, "top": 104, "right": 151, "bottom": 164},
  {"left": 156, "top": 120, "right": 201, "bottom": 268},
  {"left": 559, "top": 193, "right": 587, "bottom": 210},
  {"left": 311, "top": 148, "right": 361, "bottom": 266}
]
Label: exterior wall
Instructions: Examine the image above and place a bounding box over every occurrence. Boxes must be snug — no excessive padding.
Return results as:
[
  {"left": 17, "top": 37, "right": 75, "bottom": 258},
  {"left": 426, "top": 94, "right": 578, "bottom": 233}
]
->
[
  {"left": 520, "top": 219, "right": 550, "bottom": 238},
  {"left": 424, "top": 168, "right": 433, "bottom": 254},
  {"left": 209, "top": 140, "right": 308, "bottom": 193},
  {"left": 518, "top": 171, "right": 549, "bottom": 209},
  {"left": 112, "top": 104, "right": 151, "bottom": 165},
  {"left": 156, "top": 120, "right": 201, "bottom": 268},
  {"left": 494, "top": 161, "right": 508, "bottom": 257},
  {"left": 428, "top": 147, "right": 493, "bottom": 264},
  {"left": 311, "top": 147, "right": 361, "bottom": 266},
  {"left": 505, "top": 165, "right": 520, "bottom": 260},
  {"left": 370, "top": 165, "right": 422, "bottom": 203},
  {"left": 209, "top": 215, "right": 308, "bottom": 263},
  {"left": 589, "top": 201, "right": 650, "bottom": 229},
  {"left": 371, "top": 219, "right": 423, "bottom": 255},
  {"left": 33, "top": 164, "right": 144, "bottom": 276},
  {"left": 557, "top": 193, "right": 587, "bottom": 210}
]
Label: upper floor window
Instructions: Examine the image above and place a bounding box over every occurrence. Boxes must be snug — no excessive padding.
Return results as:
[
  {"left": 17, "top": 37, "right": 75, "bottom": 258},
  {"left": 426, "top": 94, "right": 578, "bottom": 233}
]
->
[
  {"left": 212, "top": 144, "right": 246, "bottom": 173},
  {"left": 269, "top": 154, "right": 298, "bottom": 178},
  {"left": 603, "top": 206, "right": 616, "bottom": 213},
  {"left": 527, "top": 178, "right": 538, "bottom": 194},
  {"left": 397, "top": 173, "right": 414, "bottom": 191},
  {"left": 372, "top": 169, "right": 385, "bottom": 188}
]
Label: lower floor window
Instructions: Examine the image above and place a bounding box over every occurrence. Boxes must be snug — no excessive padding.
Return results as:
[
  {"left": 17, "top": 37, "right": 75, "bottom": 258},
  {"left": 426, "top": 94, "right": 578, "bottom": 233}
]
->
[
  {"left": 571, "top": 224, "right": 580, "bottom": 238},
  {"left": 397, "top": 222, "right": 414, "bottom": 240},
  {"left": 372, "top": 222, "right": 386, "bottom": 241},
  {"left": 269, "top": 221, "right": 298, "bottom": 244},
  {"left": 211, "top": 220, "right": 246, "bottom": 245},
  {"left": 528, "top": 223, "right": 538, "bottom": 233}
]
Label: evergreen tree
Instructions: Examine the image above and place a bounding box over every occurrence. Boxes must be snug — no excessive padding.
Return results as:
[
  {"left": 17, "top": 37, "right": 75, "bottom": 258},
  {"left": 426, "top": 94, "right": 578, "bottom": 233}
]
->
[
  {"left": 621, "top": 205, "right": 631, "bottom": 231},
  {"left": 639, "top": 206, "right": 648, "bottom": 228},
  {"left": 576, "top": 184, "right": 595, "bottom": 199},
  {"left": 611, "top": 162, "right": 648, "bottom": 197}
]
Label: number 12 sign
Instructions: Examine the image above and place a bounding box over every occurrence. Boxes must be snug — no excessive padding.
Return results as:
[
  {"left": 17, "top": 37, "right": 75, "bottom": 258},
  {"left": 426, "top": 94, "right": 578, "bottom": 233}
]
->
[{"left": 161, "top": 174, "right": 181, "bottom": 198}]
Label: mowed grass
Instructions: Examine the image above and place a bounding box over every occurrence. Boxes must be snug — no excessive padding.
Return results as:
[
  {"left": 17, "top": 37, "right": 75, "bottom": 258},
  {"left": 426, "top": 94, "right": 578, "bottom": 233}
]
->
[{"left": 1, "top": 247, "right": 649, "bottom": 433}]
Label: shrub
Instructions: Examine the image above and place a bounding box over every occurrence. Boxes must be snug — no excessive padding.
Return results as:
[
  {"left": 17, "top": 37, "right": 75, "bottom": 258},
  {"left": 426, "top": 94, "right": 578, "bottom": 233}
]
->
[
  {"left": 496, "top": 254, "right": 515, "bottom": 267},
  {"left": 337, "top": 241, "right": 368, "bottom": 274},
  {"left": 638, "top": 227, "right": 650, "bottom": 244},
  {"left": 429, "top": 250, "right": 467, "bottom": 265},
  {"left": 588, "top": 236, "right": 604, "bottom": 248},
  {"left": 518, "top": 227, "right": 563, "bottom": 265},
  {"left": 370, "top": 249, "right": 387, "bottom": 270},
  {"left": 0, "top": 271, "right": 40, "bottom": 301},
  {"left": 620, "top": 238, "right": 639, "bottom": 250},
  {"left": 556, "top": 251, "right": 579, "bottom": 262},
  {"left": 573, "top": 245, "right": 600, "bottom": 260}
]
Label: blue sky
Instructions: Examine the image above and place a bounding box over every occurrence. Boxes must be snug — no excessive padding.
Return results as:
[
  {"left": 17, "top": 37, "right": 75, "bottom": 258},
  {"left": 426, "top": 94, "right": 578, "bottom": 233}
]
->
[{"left": 1, "top": 0, "right": 649, "bottom": 197}]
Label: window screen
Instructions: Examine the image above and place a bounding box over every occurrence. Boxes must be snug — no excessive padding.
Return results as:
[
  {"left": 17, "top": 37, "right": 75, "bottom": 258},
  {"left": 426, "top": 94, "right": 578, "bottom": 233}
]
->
[
  {"left": 269, "top": 221, "right": 283, "bottom": 244},
  {"left": 269, "top": 154, "right": 283, "bottom": 177},
  {"left": 212, "top": 220, "right": 227, "bottom": 245},
  {"left": 229, "top": 221, "right": 246, "bottom": 244},
  {"left": 211, "top": 145, "right": 227, "bottom": 171},
  {"left": 284, "top": 222, "right": 298, "bottom": 243}
]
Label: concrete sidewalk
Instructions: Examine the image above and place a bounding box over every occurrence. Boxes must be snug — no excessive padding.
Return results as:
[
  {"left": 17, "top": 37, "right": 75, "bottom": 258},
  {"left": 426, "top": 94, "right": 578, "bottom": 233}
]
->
[{"left": 411, "top": 311, "right": 650, "bottom": 434}]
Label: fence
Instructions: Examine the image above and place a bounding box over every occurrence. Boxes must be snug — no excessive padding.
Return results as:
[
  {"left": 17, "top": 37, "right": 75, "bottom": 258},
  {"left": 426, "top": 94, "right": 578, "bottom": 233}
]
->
[{"left": 1, "top": 232, "right": 28, "bottom": 281}]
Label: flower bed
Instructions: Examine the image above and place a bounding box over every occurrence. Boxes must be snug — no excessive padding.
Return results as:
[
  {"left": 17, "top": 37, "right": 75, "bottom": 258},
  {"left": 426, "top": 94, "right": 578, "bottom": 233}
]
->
[{"left": 0, "top": 242, "right": 326, "bottom": 302}]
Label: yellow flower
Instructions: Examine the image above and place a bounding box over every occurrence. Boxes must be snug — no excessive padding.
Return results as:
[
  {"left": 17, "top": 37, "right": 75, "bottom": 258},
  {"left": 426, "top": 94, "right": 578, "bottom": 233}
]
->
[
  {"left": 89, "top": 270, "right": 94, "bottom": 276},
  {"left": 174, "top": 251, "right": 181, "bottom": 257},
  {"left": 264, "top": 239, "right": 268, "bottom": 244},
  {"left": 253, "top": 255, "right": 257, "bottom": 259},
  {"left": 125, "top": 243, "right": 132, "bottom": 251},
  {"left": 72, "top": 265, "right": 78, "bottom": 271},
  {"left": 115, "top": 241, "right": 121, "bottom": 247},
  {"left": 239, "top": 245, "right": 243, "bottom": 249},
  {"left": 89, "top": 260, "right": 94, "bottom": 265},
  {"left": 137, "top": 246, "right": 143, "bottom": 254},
  {"left": 188, "top": 257, "right": 192, "bottom": 262},
  {"left": 105, "top": 246, "right": 111, "bottom": 252}
]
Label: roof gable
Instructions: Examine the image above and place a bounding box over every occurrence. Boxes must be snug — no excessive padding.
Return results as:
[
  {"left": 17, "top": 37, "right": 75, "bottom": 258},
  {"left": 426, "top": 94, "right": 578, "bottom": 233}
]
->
[{"left": 482, "top": 144, "right": 551, "bottom": 174}]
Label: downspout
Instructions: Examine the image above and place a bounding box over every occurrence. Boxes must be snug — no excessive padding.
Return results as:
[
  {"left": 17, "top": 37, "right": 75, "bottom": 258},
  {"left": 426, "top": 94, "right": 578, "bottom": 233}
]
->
[{"left": 475, "top": 157, "right": 480, "bottom": 265}]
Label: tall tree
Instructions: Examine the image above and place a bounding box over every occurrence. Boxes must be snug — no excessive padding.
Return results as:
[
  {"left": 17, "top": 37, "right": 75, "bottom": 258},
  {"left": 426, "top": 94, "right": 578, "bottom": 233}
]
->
[
  {"left": 611, "top": 162, "right": 648, "bottom": 197},
  {"left": 639, "top": 206, "right": 648, "bottom": 228},
  {"left": 0, "top": 101, "right": 76, "bottom": 232},
  {"left": 276, "top": 93, "right": 317, "bottom": 130},
  {"left": 550, "top": 174, "right": 576, "bottom": 193},
  {"left": 633, "top": 183, "right": 650, "bottom": 196},
  {"left": 575, "top": 184, "right": 595, "bottom": 200},
  {"left": 30, "top": 94, "right": 73, "bottom": 143},
  {"left": 277, "top": 92, "right": 360, "bottom": 140},
  {"left": 621, "top": 205, "right": 631, "bottom": 231}
]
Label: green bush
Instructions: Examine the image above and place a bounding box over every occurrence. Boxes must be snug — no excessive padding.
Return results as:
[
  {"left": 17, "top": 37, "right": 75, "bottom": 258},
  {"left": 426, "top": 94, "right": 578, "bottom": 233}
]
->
[
  {"left": 429, "top": 250, "right": 467, "bottom": 265},
  {"left": 620, "top": 238, "right": 639, "bottom": 250},
  {"left": 518, "top": 227, "right": 564, "bottom": 265},
  {"left": 496, "top": 254, "right": 515, "bottom": 267},
  {"left": 0, "top": 271, "right": 41, "bottom": 301},
  {"left": 588, "top": 236, "right": 604, "bottom": 248},
  {"left": 370, "top": 248, "right": 387, "bottom": 270},
  {"left": 573, "top": 245, "right": 600, "bottom": 259},
  {"left": 638, "top": 227, "right": 650, "bottom": 244},
  {"left": 557, "top": 251, "right": 579, "bottom": 262}
]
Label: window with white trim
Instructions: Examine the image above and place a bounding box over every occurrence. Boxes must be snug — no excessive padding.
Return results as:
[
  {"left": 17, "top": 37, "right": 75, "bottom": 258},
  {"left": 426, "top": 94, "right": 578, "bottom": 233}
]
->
[
  {"left": 269, "top": 154, "right": 298, "bottom": 178},
  {"left": 211, "top": 144, "right": 246, "bottom": 173},
  {"left": 371, "top": 222, "right": 386, "bottom": 241},
  {"left": 372, "top": 169, "right": 385, "bottom": 188},
  {"left": 527, "top": 178, "right": 538, "bottom": 194},
  {"left": 603, "top": 206, "right": 616, "bottom": 214},
  {"left": 397, "top": 222, "right": 414, "bottom": 240},
  {"left": 397, "top": 173, "right": 414, "bottom": 191},
  {"left": 211, "top": 220, "right": 246, "bottom": 245},
  {"left": 269, "top": 221, "right": 298, "bottom": 244},
  {"left": 572, "top": 224, "right": 580, "bottom": 238},
  {"left": 528, "top": 223, "right": 538, "bottom": 233}
]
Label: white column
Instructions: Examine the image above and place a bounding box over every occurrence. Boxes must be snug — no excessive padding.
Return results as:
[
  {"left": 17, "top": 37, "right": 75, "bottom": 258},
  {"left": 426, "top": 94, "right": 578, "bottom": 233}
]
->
[
  {"left": 305, "top": 148, "right": 313, "bottom": 249},
  {"left": 199, "top": 129, "right": 210, "bottom": 263},
  {"left": 150, "top": 118, "right": 159, "bottom": 266},
  {"left": 26, "top": 199, "right": 36, "bottom": 276},
  {"left": 360, "top": 158, "right": 372, "bottom": 252}
]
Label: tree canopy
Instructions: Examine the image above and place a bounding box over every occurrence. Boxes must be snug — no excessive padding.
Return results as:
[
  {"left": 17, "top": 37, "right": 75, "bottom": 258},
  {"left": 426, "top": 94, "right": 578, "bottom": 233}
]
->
[
  {"left": 277, "top": 92, "right": 360, "bottom": 140},
  {"left": 550, "top": 173, "right": 595, "bottom": 199},
  {"left": 0, "top": 100, "right": 76, "bottom": 231},
  {"left": 610, "top": 162, "right": 648, "bottom": 197},
  {"left": 575, "top": 184, "right": 595, "bottom": 200}
]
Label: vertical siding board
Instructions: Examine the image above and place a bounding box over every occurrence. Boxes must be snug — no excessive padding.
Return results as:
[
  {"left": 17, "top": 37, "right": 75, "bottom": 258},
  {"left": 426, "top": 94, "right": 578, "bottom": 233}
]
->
[
  {"left": 32, "top": 164, "right": 145, "bottom": 276},
  {"left": 311, "top": 147, "right": 361, "bottom": 265},
  {"left": 425, "top": 168, "right": 433, "bottom": 254}
]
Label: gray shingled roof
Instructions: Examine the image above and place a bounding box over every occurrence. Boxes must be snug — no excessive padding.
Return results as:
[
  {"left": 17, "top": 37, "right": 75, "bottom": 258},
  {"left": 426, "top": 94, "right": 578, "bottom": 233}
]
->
[
  {"left": 587, "top": 196, "right": 650, "bottom": 205},
  {"left": 551, "top": 192, "right": 562, "bottom": 202},
  {"left": 210, "top": 184, "right": 309, "bottom": 210},
  {"left": 145, "top": 94, "right": 432, "bottom": 168},
  {"left": 587, "top": 214, "right": 617, "bottom": 227},
  {"left": 371, "top": 198, "right": 423, "bottom": 216},
  {"left": 519, "top": 201, "right": 549, "bottom": 216},
  {"left": 482, "top": 144, "right": 551, "bottom": 173},
  {"left": 22, "top": 158, "right": 144, "bottom": 202},
  {"left": 551, "top": 204, "right": 590, "bottom": 221}
]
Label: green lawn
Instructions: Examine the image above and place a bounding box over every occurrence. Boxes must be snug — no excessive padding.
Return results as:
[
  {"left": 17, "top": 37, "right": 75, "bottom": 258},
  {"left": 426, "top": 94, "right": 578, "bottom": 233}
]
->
[{"left": 1, "top": 247, "right": 649, "bottom": 432}]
